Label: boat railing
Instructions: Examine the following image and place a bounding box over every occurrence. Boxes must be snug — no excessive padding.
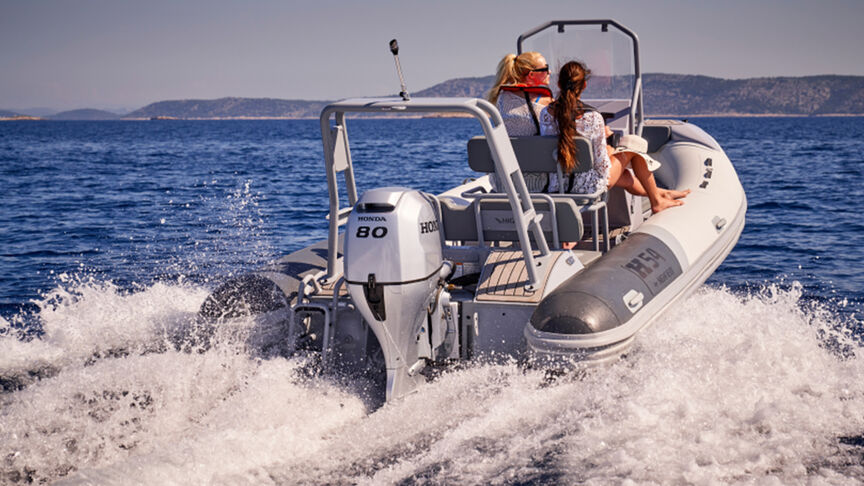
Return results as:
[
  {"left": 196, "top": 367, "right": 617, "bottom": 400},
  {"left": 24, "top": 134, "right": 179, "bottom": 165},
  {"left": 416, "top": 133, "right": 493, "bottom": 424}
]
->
[{"left": 318, "top": 97, "right": 555, "bottom": 290}]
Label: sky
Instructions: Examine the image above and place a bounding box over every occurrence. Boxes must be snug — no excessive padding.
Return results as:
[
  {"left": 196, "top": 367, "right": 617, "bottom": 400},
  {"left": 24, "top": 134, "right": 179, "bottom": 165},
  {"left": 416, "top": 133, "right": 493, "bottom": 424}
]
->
[{"left": 2, "top": 0, "right": 863, "bottom": 113}]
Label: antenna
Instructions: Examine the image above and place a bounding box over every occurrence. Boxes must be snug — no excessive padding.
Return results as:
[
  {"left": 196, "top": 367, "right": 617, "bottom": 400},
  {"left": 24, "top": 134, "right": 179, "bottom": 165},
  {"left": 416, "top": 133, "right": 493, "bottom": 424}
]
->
[{"left": 389, "top": 39, "right": 410, "bottom": 101}]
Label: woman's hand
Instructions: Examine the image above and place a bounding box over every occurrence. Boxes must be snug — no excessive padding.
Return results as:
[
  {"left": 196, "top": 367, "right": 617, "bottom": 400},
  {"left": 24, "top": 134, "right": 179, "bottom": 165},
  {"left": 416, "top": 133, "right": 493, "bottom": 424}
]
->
[{"left": 604, "top": 125, "right": 613, "bottom": 139}]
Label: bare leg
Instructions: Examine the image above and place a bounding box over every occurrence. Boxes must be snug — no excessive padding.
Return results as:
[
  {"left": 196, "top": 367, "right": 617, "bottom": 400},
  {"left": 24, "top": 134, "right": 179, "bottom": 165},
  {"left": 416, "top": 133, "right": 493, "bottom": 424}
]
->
[
  {"left": 628, "top": 153, "right": 684, "bottom": 213},
  {"left": 607, "top": 150, "right": 648, "bottom": 195},
  {"left": 614, "top": 169, "right": 688, "bottom": 201},
  {"left": 609, "top": 152, "right": 687, "bottom": 213},
  {"left": 614, "top": 169, "right": 648, "bottom": 197}
]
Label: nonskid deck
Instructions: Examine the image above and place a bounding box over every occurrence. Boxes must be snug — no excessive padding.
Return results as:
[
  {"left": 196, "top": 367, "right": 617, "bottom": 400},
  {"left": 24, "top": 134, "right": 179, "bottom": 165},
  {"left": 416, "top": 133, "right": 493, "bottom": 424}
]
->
[{"left": 475, "top": 249, "right": 600, "bottom": 302}]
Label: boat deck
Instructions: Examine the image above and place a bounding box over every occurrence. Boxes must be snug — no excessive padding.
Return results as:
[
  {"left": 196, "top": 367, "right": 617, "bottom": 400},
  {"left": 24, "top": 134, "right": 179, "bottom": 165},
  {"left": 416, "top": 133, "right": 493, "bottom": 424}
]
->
[{"left": 476, "top": 249, "right": 599, "bottom": 303}]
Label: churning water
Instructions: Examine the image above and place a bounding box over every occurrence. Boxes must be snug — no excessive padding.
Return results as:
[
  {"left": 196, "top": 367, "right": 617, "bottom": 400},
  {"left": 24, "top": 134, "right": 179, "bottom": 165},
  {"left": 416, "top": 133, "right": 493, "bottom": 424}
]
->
[{"left": 1, "top": 118, "right": 863, "bottom": 484}]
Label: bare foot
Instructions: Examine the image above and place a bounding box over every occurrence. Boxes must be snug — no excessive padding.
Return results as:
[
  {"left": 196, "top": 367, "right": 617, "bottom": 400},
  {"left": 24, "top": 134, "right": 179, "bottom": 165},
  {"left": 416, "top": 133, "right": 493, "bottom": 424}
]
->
[
  {"left": 662, "top": 188, "right": 690, "bottom": 200},
  {"left": 652, "top": 197, "right": 684, "bottom": 213},
  {"left": 562, "top": 241, "right": 577, "bottom": 250}
]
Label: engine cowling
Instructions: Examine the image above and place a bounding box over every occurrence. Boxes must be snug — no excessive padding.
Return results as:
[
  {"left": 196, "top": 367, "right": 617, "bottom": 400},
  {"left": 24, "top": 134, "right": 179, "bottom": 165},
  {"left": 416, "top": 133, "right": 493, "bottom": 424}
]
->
[{"left": 344, "top": 187, "right": 443, "bottom": 401}]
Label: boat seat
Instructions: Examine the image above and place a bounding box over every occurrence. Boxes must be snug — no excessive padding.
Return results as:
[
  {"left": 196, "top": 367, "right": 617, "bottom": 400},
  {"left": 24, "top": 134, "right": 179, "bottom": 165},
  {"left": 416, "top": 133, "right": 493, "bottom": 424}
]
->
[
  {"left": 467, "top": 135, "right": 591, "bottom": 177},
  {"left": 439, "top": 196, "right": 478, "bottom": 242},
  {"left": 641, "top": 124, "right": 673, "bottom": 152},
  {"left": 438, "top": 195, "right": 584, "bottom": 247},
  {"left": 465, "top": 136, "right": 609, "bottom": 251}
]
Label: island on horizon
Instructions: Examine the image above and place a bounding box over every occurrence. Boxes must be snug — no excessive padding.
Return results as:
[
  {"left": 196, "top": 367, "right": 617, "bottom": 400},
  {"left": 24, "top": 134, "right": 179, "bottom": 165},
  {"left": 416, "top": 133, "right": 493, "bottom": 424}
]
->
[{"left": 3, "top": 74, "right": 864, "bottom": 120}]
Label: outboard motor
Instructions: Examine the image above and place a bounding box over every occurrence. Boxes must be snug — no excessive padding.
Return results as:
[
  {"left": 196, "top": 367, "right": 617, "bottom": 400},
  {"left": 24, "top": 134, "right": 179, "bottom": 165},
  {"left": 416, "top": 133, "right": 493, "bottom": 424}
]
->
[{"left": 344, "top": 187, "right": 444, "bottom": 401}]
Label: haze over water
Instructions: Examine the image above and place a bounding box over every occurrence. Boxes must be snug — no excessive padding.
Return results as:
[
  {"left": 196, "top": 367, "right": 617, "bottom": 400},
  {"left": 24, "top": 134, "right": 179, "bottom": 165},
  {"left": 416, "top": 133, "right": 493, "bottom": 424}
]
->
[{"left": 1, "top": 117, "right": 863, "bottom": 484}]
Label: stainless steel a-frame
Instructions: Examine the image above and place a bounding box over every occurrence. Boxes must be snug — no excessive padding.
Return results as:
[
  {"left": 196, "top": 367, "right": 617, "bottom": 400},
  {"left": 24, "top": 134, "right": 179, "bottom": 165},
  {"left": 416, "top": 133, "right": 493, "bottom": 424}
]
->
[{"left": 318, "top": 97, "right": 554, "bottom": 289}]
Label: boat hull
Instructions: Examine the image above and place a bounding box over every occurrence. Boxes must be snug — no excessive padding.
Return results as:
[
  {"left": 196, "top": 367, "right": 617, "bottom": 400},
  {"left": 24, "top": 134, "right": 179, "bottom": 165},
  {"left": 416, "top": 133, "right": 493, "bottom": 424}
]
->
[
  {"left": 525, "top": 123, "right": 747, "bottom": 363},
  {"left": 198, "top": 121, "right": 746, "bottom": 380}
]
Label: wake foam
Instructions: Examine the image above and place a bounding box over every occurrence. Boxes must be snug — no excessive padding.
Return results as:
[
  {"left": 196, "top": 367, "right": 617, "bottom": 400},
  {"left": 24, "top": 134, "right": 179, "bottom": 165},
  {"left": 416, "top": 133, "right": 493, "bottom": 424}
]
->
[
  {"left": 0, "top": 281, "right": 862, "bottom": 484},
  {"left": 0, "top": 277, "right": 209, "bottom": 392}
]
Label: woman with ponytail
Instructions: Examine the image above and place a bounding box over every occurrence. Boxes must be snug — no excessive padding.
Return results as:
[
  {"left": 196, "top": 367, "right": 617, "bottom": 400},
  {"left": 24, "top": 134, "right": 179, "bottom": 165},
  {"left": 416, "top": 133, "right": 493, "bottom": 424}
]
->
[{"left": 540, "top": 61, "right": 688, "bottom": 213}]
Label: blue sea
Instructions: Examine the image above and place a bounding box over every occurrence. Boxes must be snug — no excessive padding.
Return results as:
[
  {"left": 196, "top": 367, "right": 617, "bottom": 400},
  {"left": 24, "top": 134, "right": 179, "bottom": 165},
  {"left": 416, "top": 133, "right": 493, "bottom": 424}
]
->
[{"left": 1, "top": 117, "right": 863, "bottom": 484}]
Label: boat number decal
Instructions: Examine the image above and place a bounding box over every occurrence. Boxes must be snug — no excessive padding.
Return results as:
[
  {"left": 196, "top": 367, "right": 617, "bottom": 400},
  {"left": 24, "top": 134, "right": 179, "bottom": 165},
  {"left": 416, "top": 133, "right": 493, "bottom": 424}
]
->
[
  {"left": 420, "top": 220, "right": 439, "bottom": 234},
  {"left": 623, "top": 246, "right": 680, "bottom": 292},
  {"left": 356, "top": 226, "right": 388, "bottom": 238},
  {"left": 623, "top": 248, "right": 666, "bottom": 279}
]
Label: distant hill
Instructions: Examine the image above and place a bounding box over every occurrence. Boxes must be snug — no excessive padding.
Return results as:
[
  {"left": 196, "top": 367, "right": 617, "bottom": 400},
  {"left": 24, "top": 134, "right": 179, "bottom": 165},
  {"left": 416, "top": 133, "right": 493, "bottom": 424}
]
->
[
  {"left": 414, "top": 76, "right": 495, "bottom": 98},
  {"left": 415, "top": 74, "right": 864, "bottom": 116},
  {"left": 643, "top": 74, "right": 864, "bottom": 115},
  {"left": 15, "top": 107, "right": 58, "bottom": 117},
  {"left": 125, "top": 97, "right": 329, "bottom": 119},
  {"left": 0, "top": 110, "right": 41, "bottom": 121},
  {"left": 49, "top": 109, "right": 121, "bottom": 120},
  {"left": 101, "top": 74, "right": 864, "bottom": 120}
]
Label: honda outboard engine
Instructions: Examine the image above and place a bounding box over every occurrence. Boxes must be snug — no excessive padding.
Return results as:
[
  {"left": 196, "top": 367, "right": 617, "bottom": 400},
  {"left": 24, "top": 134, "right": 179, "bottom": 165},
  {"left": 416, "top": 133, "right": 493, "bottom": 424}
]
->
[{"left": 344, "top": 187, "right": 443, "bottom": 401}]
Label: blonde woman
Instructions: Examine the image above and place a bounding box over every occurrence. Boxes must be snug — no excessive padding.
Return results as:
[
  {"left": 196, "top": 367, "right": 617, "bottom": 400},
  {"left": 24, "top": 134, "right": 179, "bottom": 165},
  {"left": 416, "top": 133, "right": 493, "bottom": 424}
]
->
[
  {"left": 488, "top": 52, "right": 553, "bottom": 136},
  {"left": 487, "top": 51, "right": 554, "bottom": 191}
]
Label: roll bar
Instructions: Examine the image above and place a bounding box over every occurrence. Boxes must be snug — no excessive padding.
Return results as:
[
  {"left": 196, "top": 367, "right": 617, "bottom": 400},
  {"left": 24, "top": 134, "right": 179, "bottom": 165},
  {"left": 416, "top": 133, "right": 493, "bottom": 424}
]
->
[{"left": 318, "top": 97, "right": 553, "bottom": 289}]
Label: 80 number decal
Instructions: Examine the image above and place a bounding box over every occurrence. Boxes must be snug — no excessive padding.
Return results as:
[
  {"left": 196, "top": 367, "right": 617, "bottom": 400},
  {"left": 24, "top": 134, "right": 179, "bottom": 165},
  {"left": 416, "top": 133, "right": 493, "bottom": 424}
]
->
[{"left": 356, "top": 226, "right": 388, "bottom": 238}]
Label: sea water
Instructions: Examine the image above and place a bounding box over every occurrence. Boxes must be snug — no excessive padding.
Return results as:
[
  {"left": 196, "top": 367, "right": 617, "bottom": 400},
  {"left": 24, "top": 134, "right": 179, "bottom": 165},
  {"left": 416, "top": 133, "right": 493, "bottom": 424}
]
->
[{"left": 1, "top": 118, "right": 863, "bottom": 484}]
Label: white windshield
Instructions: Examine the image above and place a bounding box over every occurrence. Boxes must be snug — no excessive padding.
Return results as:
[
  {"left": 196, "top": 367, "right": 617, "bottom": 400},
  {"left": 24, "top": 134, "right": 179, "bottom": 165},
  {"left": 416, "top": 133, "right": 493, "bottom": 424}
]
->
[{"left": 520, "top": 22, "right": 637, "bottom": 103}]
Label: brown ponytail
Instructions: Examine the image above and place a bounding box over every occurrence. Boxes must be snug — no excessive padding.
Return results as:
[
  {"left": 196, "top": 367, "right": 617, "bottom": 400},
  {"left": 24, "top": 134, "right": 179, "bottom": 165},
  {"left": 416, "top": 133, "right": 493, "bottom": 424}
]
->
[{"left": 550, "top": 61, "right": 591, "bottom": 174}]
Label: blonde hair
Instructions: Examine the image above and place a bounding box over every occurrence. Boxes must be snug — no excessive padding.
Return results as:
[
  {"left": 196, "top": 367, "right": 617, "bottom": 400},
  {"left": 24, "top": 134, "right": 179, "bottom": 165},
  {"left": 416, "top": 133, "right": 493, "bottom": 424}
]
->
[{"left": 487, "top": 51, "right": 544, "bottom": 104}]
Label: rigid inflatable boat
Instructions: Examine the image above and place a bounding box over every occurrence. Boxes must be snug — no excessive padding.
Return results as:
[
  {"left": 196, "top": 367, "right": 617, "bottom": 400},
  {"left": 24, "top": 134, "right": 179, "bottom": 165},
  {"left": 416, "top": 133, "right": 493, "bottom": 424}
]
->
[{"left": 199, "top": 20, "right": 746, "bottom": 402}]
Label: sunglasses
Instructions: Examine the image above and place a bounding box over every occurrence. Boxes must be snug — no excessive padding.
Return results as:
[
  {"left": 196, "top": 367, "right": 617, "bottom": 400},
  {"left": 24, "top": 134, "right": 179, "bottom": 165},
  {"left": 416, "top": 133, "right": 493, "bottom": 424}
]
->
[{"left": 529, "top": 65, "right": 550, "bottom": 73}]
